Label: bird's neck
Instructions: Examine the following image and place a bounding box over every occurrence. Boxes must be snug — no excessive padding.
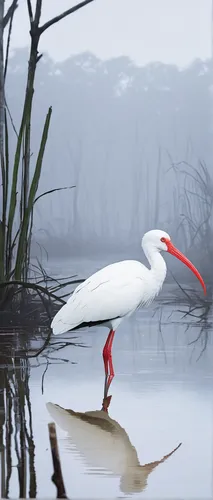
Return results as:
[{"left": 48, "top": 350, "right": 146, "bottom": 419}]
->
[{"left": 143, "top": 245, "right": 167, "bottom": 290}]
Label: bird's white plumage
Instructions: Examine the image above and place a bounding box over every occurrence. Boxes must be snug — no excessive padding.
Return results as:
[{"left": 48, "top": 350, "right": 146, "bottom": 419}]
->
[
  {"left": 52, "top": 261, "right": 149, "bottom": 334},
  {"left": 51, "top": 230, "right": 169, "bottom": 336}
]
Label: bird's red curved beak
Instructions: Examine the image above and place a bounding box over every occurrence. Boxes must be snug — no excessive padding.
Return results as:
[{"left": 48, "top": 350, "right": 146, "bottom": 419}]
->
[{"left": 165, "top": 239, "right": 206, "bottom": 295}]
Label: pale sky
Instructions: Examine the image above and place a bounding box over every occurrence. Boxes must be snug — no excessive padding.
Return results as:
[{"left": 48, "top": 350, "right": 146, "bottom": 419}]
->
[{"left": 6, "top": 0, "right": 212, "bottom": 67}]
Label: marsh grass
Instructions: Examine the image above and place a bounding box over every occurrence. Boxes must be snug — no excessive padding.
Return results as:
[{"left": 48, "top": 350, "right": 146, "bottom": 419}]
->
[
  {"left": 0, "top": 1, "right": 95, "bottom": 310},
  {"left": 170, "top": 160, "right": 213, "bottom": 282}
]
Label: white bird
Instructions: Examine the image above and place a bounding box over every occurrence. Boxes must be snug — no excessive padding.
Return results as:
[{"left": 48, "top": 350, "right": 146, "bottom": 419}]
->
[
  {"left": 46, "top": 400, "right": 182, "bottom": 495},
  {"left": 51, "top": 229, "right": 206, "bottom": 392}
]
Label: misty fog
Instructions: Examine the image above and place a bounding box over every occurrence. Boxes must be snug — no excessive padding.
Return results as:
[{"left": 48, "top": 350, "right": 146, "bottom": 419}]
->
[
  {"left": 0, "top": 3, "right": 212, "bottom": 498},
  {"left": 5, "top": 49, "right": 213, "bottom": 276}
]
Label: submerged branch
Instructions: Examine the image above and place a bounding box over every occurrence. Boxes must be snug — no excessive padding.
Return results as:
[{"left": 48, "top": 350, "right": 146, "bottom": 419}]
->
[
  {"left": 48, "top": 422, "right": 68, "bottom": 498},
  {"left": 0, "top": 280, "right": 66, "bottom": 304}
]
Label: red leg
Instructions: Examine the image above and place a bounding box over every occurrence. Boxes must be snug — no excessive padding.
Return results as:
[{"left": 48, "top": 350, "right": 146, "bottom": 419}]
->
[
  {"left": 107, "top": 354, "right": 114, "bottom": 389},
  {"left": 102, "top": 329, "right": 115, "bottom": 396},
  {"left": 103, "top": 330, "right": 112, "bottom": 372}
]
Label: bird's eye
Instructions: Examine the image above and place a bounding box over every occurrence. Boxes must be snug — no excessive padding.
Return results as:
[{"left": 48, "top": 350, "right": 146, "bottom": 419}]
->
[{"left": 161, "top": 237, "right": 166, "bottom": 243}]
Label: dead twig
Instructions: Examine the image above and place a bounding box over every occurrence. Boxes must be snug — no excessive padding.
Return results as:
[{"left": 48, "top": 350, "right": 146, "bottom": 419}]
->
[
  {"left": 3, "top": 0, "right": 18, "bottom": 29},
  {"left": 48, "top": 422, "right": 68, "bottom": 498},
  {"left": 39, "top": 0, "right": 95, "bottom": 34}
]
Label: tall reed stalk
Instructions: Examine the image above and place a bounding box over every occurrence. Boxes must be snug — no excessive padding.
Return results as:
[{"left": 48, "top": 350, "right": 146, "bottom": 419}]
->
[{"left": 0, "top": 0, "right": 95, "bottom": 305}]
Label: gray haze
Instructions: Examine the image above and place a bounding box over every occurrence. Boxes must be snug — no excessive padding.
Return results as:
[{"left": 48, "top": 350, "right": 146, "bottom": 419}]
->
[
  {"left": 1, "top": 5, "right": 213, "bottom": 496},
  {"left": 6, "top": 50, "right": 213, "bottom": 267},
  {"left": 6, "top": 0, "right": 212, "bottom": 67},
  {"left": 1, "top": 1, "right": 213, "bottom": 283}
]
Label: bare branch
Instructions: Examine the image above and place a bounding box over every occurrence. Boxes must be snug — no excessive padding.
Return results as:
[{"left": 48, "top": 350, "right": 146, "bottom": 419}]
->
[
  {"left": 39, "top": 0, "right": 95, "bottom": 34},
  {"left": 36, "top": 53, "right": 43, "bottom": 63},
  {"left": 27, "top": 0, "right": 33, "bottom": 24},
  {"left": 27, "top": 0, "right": 42, "bottom": 28},
  {"left": 34, "top": 0, "right": 42, "bottom": 26},
  {"left": 0, "top": 280, "right": 66, "bottom": 304},
  {"left": 3, "top": 0, "right": 18, "bottom": 29}
]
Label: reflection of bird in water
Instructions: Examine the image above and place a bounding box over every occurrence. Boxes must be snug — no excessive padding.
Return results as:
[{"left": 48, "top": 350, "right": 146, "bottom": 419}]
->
[
  {"left": 46, "top": 397, "right": 182, "bottom": 495},
  {"left": 51, "top": 230, "right": 206, "bottom": 395}
]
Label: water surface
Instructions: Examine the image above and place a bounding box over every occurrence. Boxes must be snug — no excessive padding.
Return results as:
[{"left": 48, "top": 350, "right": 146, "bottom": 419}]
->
[{"left": 0, "top": 257, "right": 212, "bottom": 498}]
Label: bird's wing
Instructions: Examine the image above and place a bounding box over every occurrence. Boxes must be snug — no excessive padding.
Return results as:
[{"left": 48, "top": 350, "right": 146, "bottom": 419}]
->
[{"left": 51, "top": 260, "right": 150, "bottom": 335}]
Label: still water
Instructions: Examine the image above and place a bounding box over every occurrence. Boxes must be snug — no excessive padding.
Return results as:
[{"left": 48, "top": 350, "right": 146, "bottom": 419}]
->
[{"left": 0, "top": 256, "right": 213, "bottom": 498}]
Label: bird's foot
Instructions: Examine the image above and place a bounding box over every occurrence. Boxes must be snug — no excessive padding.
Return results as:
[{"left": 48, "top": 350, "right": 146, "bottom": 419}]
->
[{"left": 101, "top": 395, "right": 112, "bottom": 412}]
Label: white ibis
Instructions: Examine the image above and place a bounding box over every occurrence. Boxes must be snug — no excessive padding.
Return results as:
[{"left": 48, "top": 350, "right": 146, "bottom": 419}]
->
[
  {"left": 51, "top": 229, "right": 206, "bottom": 392},
  {"left": 46, "top": 400, "right": 182, "bottom": 494}
]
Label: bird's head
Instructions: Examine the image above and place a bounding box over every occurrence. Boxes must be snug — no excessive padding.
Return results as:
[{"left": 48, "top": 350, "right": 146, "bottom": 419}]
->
[{"left": 142, "top": 229, "right": 206, "bottom": 295}]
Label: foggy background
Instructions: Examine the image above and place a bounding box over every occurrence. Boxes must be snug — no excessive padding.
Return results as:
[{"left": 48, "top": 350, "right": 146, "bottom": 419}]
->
[
  {"left": 1, "top": 5, "right": 213, "bottom": 496},
  {"left": 4, "top": 0, "right": 213, "bottom": 275}
]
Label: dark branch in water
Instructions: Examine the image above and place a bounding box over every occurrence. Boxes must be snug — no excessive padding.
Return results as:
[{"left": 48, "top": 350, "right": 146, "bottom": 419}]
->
[
  {"left": 41, "top": 358, "right": 49, "bottom": 394},
  {"left": 0, "top": 280, "right": 65, "bottom": 304},
  {"left": 48, "top": 422, "right": 68, "bottom": 498},
  {"left": 0, "top": 279, "right": 83, "bottom": 305}
]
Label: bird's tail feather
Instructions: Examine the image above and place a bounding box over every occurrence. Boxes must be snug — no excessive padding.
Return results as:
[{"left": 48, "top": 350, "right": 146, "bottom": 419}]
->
[
  {"left": 51, "top": 303, "right": 83, "bottom": 335},
  {"left": 50, "top": 299, "right": 110, "bottom": 336}
]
